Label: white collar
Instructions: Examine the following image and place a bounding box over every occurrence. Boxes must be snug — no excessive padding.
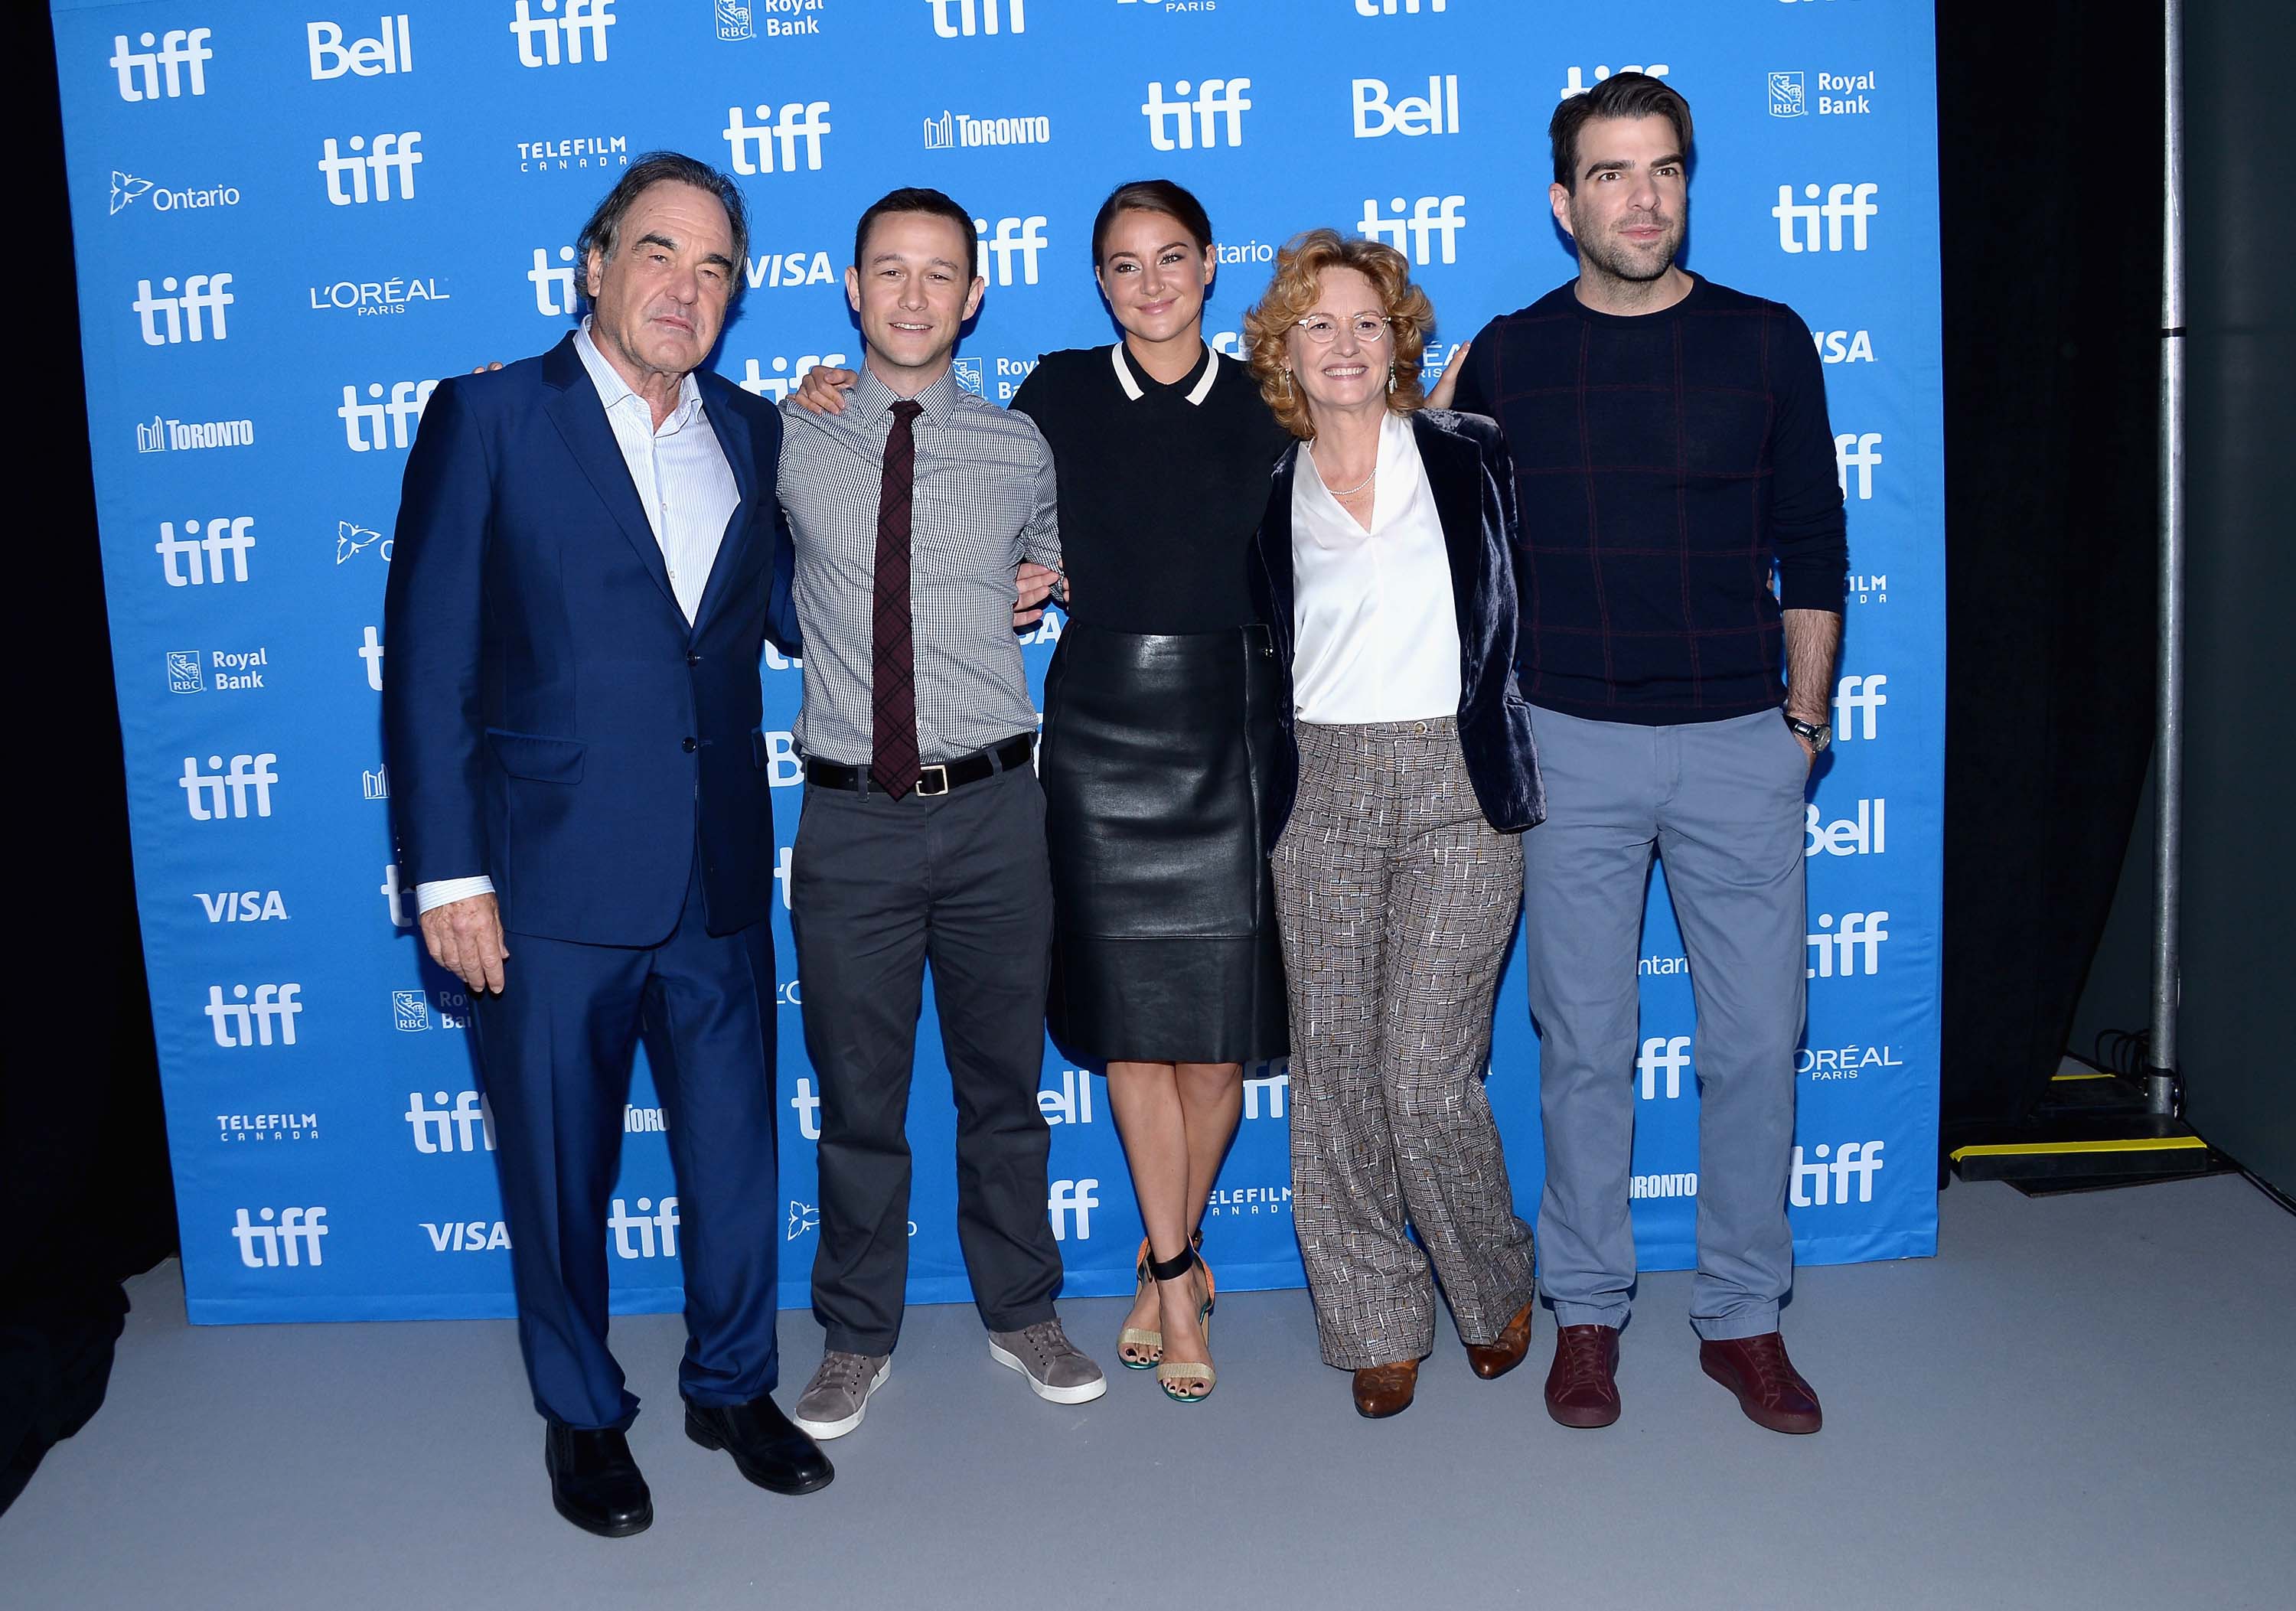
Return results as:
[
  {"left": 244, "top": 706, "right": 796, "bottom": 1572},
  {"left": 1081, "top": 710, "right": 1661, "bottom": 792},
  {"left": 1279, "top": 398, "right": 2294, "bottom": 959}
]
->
[
  {"left": 575, "top": 318, "right": 704, "bottom": 432},
  {"left": 1110, "top": 341, "right": 1219, "bottom": 406}
]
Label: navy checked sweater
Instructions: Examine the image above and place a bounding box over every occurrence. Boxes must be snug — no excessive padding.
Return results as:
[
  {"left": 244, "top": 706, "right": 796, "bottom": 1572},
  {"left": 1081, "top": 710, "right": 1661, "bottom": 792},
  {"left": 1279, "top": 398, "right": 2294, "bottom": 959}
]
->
[{"left": 1450, "top": 274, "right": 1848, "bottom": 724}]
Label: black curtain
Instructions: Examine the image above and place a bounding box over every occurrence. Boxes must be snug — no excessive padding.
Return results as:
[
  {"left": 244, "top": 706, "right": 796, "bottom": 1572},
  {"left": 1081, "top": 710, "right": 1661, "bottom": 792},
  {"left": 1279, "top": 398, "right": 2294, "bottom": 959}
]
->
[
  {"left": 2, "top": 11, "right": 178, "bottom": 1512},
  {"left": 1934, "top": 2, "right": 2165, "bottom": 1145}
]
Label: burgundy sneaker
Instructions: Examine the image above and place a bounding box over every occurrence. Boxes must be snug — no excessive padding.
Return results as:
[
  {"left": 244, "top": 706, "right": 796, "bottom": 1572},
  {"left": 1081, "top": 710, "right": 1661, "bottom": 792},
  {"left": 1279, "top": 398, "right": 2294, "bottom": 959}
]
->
[
  {"left": 1543, "top": 1323, "right": 1622, "bottom": 1429},
  {"left": 1699, "top": 1332, "right": 1822, "bottom": 1435}
]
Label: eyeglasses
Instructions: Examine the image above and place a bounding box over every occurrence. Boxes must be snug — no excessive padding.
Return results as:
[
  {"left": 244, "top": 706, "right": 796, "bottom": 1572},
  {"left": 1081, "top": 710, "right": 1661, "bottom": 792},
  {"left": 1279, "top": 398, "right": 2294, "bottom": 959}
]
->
[{"left": 1294, "top": 315, "right": 1391, "bottom": 345}]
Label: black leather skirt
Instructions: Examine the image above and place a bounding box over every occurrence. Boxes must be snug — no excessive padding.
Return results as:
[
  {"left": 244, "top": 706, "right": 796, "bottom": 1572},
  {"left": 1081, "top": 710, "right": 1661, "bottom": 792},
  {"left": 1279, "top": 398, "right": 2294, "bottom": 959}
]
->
[{"left": 1040, "top": 624, "right": 1289, "bottom": 1065}]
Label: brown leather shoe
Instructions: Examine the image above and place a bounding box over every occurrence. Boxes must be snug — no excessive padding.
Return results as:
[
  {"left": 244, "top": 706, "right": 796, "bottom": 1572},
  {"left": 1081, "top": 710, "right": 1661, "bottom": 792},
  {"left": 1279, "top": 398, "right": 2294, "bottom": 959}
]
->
[
  {"left": 1699, "top": 1332, "right": 1821, "bottom": 1435},
  {"left": 1465, "top": 1300, "right": 1535, "bottom": 1381},
  {"left": 1543, "top": 1323, "right": 1622, "bottom": 1429},
  {"left": 1351, "top": 1360, "right": 1420, "bottom": 1419}
]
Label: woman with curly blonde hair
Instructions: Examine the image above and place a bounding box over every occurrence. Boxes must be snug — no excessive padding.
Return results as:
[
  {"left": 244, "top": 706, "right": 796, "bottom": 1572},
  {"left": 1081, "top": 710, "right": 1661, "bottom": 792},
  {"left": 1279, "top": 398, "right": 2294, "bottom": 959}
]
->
[{"left": 1244, "top": 230, "right": 1547, "bottom": 1420}]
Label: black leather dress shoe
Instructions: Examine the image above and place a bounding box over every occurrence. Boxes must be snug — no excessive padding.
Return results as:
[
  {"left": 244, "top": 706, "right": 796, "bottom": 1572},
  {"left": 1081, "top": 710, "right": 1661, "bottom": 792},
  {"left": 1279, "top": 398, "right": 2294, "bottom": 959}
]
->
[
  {"left": 544, "top": 1423, "right": 653, "bottom": 1538},
  {"left": 685, "top": 1394, "right": 836, "bottom": 1495}
]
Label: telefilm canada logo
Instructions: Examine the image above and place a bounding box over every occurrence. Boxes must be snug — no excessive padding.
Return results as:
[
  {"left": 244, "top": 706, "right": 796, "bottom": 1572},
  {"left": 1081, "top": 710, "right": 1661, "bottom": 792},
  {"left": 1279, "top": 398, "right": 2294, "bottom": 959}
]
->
[{"left": 216, "top": 1110, "right": 317, "bottom": 1143}]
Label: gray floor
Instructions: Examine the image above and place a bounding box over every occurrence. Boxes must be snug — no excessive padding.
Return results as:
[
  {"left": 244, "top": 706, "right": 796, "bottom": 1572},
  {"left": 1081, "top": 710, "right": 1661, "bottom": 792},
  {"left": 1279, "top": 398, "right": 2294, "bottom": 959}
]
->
[{"left": 4, "top": 1174, "right": 2291, "bottom": 1611}]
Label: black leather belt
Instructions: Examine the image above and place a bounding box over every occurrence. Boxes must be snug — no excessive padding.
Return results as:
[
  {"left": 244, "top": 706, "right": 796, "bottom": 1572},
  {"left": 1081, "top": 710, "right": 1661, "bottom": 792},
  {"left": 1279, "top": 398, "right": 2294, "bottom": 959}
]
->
[{"left": 804, "top": 734, "right": 1035, "bottom": 797}]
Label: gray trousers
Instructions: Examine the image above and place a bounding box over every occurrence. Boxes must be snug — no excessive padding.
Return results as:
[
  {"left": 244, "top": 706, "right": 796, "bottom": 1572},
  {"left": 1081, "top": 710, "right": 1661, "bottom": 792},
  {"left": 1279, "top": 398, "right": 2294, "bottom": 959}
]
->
[
  {"left": 791, "top": 762, "right": 1064, "bottom": 1355},
  {"left": 1521, "top": 706, "right": 1808, "bottom": 1342},
  {"left": 1273, "top": 719, "right": 1536, "bottom": 1371}
]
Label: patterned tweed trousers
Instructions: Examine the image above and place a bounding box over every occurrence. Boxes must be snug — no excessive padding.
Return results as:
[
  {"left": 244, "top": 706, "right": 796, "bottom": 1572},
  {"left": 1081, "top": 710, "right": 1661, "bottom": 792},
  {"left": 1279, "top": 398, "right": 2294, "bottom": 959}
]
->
[{"left": 1271, "top": 717, "right": 1535, "bottom": 1370}]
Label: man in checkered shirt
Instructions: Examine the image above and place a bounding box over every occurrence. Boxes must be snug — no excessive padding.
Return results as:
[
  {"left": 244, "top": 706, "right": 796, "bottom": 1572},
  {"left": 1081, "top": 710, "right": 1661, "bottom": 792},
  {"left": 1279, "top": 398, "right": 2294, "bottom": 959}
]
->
[{"left": 774, "top": 187, "right": 1105, "bottom": 1441}]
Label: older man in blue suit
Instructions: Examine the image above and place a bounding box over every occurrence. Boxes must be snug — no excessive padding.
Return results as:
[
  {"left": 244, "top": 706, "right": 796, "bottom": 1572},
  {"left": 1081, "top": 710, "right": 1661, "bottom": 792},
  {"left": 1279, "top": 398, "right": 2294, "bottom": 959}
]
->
[{"left": 383, "top": 153, "right": 829, "bottom": 1537}]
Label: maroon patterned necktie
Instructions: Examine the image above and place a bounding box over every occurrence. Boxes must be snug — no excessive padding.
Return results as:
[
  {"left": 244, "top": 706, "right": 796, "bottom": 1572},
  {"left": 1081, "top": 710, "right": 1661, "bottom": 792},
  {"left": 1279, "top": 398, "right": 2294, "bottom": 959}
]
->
[{"left": 869, "top": 398, "right": 925, "bottom": 799}]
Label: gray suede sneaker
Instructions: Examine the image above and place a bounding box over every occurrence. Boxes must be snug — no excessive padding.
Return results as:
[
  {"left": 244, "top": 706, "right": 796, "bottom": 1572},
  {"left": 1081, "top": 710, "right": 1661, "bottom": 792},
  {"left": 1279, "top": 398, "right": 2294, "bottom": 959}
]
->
[
  {"left": 988, "top": 1317, "right": 1107, "bottom": 1404},
  {"left": 789, "top": 1351, "right": 890, "bottom": 1440}
]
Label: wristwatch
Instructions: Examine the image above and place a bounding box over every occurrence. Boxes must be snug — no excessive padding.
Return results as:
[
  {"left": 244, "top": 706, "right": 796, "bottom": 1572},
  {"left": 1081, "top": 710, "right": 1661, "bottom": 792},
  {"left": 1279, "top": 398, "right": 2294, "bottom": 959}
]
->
[{"left": 1783, "top": 711, "right": 1831, "bottom": 753}]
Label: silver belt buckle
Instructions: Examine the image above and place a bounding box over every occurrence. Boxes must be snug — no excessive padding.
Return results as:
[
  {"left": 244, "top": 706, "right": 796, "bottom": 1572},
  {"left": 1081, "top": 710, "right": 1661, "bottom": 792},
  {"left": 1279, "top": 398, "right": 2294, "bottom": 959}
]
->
[{"left": 915, "top": 763, "right": 951, "bottom": 797}]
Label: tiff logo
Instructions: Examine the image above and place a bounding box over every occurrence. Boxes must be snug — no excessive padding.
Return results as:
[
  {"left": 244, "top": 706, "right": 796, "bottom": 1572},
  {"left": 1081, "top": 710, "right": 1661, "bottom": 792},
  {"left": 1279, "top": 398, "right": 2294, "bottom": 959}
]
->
[
  {"left": 1561, "top": 63, "right": 1668, "bottom": 101},
  {"left": 609, "top": 1195, "right": 680, "bottom": 1257},
  {"left": 206, "top": 983, "right": 304, "bottom": 1047},
  {"left": 790, "top": 1075, "right": 821, "bottom": 1140},
  {"left": 1790, "top": 1140, "right": 1885, "bottom": 1206},
  {"left": 179, "top": 752, "right": 278, "bottom": 820},
  {"left": 722, "top": 103, "right": 833, "bottom": 175},
  {"left": 1048, "top": 1179, "right": 1099, "bottom": 1241},
  {"left": 530, "top": 246, "right": 577, "bottom": 315},
  {"left": 318, "top": 132, "right": 424, "bottom": 205},
  {"left": 510, "top": 0, "right": 615, "bottom": 67},
  {"left": 380, "top": 863, "right": 413, "bottom": 928},
  {"left": 1807, "top": 911, "right": 1888, "bottom": 979},
  {"left": 308, "top": 16, "right": 413, "bottom": 79},
  {"left": 1834, "top": 432, "right": 1882, "bottom": 500},
  {"left": 1833, "top": 673, "right": 1887, "bottom": 741},
  {"left": 405, "top": 1090, "right": 496, "bottom": 1153},
  {"left": 1639, "top": 1035, "right": 1691, "bottom": 1100},
  {"left": 132, "top": 273, "right": 234, "bottom": 345},
  {"left": 232, "top": 1206, "right": 327, "bottom": 1267},
  {"left": 340, "top": 380, "right": 439, "bottom": 452},
  {"left": 974, "top": 215, "right": 1048, "bottom": 285},
  {"left": 1774, "top": 182, "right": 1880, "bottom": 253},
  {"left": 1359, "top": 195, "right": 1466, "bottom": 265},
  {"left": 111, "top": 28, "right": 213, "bottom": 101},
  {"left": 1353, "top": 76, "right": 1459, "bottom": 138},
  {"left": 1358, "top": 0, "right": 1446, "bottom": 12},
  {"left": 928, "top": 0, "right": 1023, "bottom": 34},
  {"left": 155, "top": 516, "right": 255, "bottom": 586},
  {"left": 738, "top": 355, "right": 849, "bottom": 403},
  {"left": 358, "top": 625, "right": 385, "bottom": 690},
  {"left": 1142, "top": 80, "right": 1252, "bottom": 151}
]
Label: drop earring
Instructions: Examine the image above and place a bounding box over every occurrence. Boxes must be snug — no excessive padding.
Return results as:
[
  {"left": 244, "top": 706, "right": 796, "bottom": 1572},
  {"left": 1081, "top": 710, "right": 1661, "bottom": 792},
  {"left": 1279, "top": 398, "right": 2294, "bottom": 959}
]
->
[
  {"left": 1386, "top": 360, "right": 1397, "bottom": 392},
  {"left": 1279, "top": 368, "right": 1293, "bottom": 403}
]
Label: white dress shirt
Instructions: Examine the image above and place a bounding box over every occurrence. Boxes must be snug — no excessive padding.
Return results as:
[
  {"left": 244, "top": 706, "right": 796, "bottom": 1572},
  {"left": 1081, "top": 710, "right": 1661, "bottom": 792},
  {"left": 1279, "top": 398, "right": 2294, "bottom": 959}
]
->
[
  {"left": 414, "top": 321, "right": 742, "bottom": 916},
  {"left": 1290, "top": 410, "right": 1463, "bottom": 726}
]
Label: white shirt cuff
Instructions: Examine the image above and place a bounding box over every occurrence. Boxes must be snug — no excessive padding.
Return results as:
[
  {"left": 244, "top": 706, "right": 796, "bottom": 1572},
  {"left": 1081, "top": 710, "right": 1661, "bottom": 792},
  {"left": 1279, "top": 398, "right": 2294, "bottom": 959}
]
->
[{"left": 415, "top": 876, "right": 496, "bottom": 915}]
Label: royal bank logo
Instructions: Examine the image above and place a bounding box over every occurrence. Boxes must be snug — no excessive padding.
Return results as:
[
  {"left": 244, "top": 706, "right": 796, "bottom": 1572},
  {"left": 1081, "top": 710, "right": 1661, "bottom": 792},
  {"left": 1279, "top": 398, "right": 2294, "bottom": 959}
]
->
[
  {"left": 716, "top": 0, "right": 755, "bottom": 39},
  {"left": 393, "top": 986, "right": 472, "bottom": 1032},
  {"left": 929, "top": 0, "right": 1022, "bottom": 34},
  {"left": 138, "top": 414, "right": 254, "bottom": 453},
  {"left": 510, "top": 0, "right": 616, "bottom": 67},
  {"left": 111, "top": 28, "right": 213, "bottom": 102},
  {"left": 335, "top": 520, "right": 386, "bottom": 564},
  {"left": 308, "top": 16, "right": 414, "bottom": 78},
  {"left": 923, "top": 109, "right": 1052, "bottom": 149},
  {"left": 952, "top": 357, "right": 984, "bottom": 396},
  {"left": 167, "top": 651, "right": 203, "bottom": 693},
  {"left": 167, "top": 648, "right": 266, "bottom": 692},
  {"left": 215, "top": 1110, "right": 317, "bottom": 1142},
  {"left": 1769, "top": 71, "right": 1806, "bottom": 119},
  {"left": 231, "top": 1206, "right": 327, "bottom": 1267}
]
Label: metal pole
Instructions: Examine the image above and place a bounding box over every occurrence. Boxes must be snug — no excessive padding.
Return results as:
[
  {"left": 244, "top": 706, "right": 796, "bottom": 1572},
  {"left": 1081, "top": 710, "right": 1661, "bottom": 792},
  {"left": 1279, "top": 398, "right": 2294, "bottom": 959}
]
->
[{"left": 2148, "top": 0, "right": 2186, "bottom": 1117}]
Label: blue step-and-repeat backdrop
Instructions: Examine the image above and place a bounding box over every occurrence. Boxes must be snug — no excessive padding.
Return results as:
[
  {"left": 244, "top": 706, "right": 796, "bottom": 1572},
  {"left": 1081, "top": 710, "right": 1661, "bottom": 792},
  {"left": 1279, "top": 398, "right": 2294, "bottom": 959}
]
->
[{"left": 54, "top": 0, "right": 1941, "bottom": 1324}]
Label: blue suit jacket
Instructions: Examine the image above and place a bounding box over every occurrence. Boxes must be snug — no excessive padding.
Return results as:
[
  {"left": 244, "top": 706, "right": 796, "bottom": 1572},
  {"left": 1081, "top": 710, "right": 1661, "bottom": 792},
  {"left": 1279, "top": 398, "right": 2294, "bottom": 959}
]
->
[
  {"left": 383, "top": 334, "right": 801, "bottom": 945},
  {"left": 1249, "top": 408, "right": 1545, "bottom": 838}
]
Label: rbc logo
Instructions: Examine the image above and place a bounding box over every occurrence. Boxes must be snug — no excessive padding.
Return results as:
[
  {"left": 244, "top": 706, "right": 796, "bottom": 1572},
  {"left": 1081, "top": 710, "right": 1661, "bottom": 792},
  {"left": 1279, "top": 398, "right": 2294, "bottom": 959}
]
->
[
  {"left": 1769, "top": 71, "right": 1806, "bottom": 119},
  {"left": 111, "top": 28, "right": 213, "bottom": 102},
  {"left": 231, "top": 1206, "right": 327, "bottom": 1268},
  {"left": 722, "top": 103, "right": 833, "bottom": 175},
  {"left": 1774, "top": 183, "right": 1880, "bottom": 253},
  {"left": 1807, "top": 912, "right": 1888, "bottom": 979},
  {"left": 308, "top": 17, "right": 414, "bottom": 79},
  {"left": 1358, "top": 196, "right": 1466, "bottom": 265},
  {"left": 1048, "top": 1179, "right": 1099, "bottom": 1242},
  {"left": 1141, "top": 80, "right": 1252, "bottom": 151},
  {"left": 178, "top": 753, "right": 278, "bottom": 820},
  {"left": 530, "top": 246, "right": 577, "bottom": 315},
  {"left": 608, "top": 1196, "right": 680, "bottom": 1258},
  {"left": 405, "top": 1090, "right": 496, "bottom": 1153},
  {"left": 1353, "top": 77, "right": 1460, "bottom": 139},
  {"left": 1790, "top": 1140, "right": 1885, "bottom": 1206},
  {"left": 318, "top": 132, "right": 423, "bottom": 206},
  {"left": 1639, "top": 1035, "right": 1691, "bottom": 1100},
  {"left": 1834, "top": 432, "right": 1883, "bottom": 500},
  {"left": 928, "top": 0, "right": 1024, "bottom": 34},
  {"left": 510, "top": 0, "right": 615, "bottom": 67},
  {"left": 339, "top": 380, "right": 439, "bottom": 452},
  {"left": 132, "top": 273, "right": 234, "bottom": 345},
  {"left": 205, "top": 983, "right": 304, "bottom": 1048},
  {"left": 1833, "top": 673, "right": 1887, "bottom": 741},
  {"left": 974, "top": 216, "right": 1048, "bottom": 286}
]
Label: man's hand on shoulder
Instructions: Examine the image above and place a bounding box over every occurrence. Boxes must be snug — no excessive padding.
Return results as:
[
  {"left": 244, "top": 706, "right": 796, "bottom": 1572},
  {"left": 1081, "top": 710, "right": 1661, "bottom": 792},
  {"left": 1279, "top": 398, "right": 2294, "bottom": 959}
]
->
[
  {"left": 419, "top": 892, "right": 510, "bottom": 994},
  {"left": 792, "top": 365, "right": 859, "bottom": 416}
]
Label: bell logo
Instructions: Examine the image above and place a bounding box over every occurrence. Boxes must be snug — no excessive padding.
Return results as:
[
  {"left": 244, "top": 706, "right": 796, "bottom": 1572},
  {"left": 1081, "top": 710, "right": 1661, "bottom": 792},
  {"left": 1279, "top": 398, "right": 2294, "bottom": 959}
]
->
[
  {"left": 1141, "top": 79, "right": 1253, "bottom": 151},
  {"left": 1773, "top": 182, "right": 1880, "bottom": 253},
  {"left": 1807, "top": 911, "right": 1889, "bottom": 979},
  {"left": 232, "top": 1206, "right": 328, "bottom": 1267},
  {"left": 308, "top": 16, "right": 414, "bottom": 79},
  {"left": 1048, "top": 1179, "right": 1099, "bottom": 1242},
  {"left": 1790, "top": 1140, "right": 1885, "bottom": 1206},
  {"left": 1638, "top": 1035, "right": 1691, "bottom": 1100},
  {"left": 608, "top": 1195, "right": 680, "bottom": 1258},
  {"left": 179, "top": 753, "right": 278, "bottom": 820},
  {"left": 973, "top": 216, "right": 1048, "bottom": 286},
  {"left": 928, "top": 0, "right": 1024, "bottom": 35},
  {"left": 1353, "top": 76, "right": 1460, "bottom": 138},
  {"left": 111, "top": 28, "right": 214, "bottom": 102},
  {"left": 1038, "top": 1068, "right": 1094, "bottom": 1126},
  {"left": 205, "top": 983, "right": 304, "bottom": 1048},
  {"left": 722, "top": 102, "right": 833, "bottom": 175},
  {"left": 1358, "top": 196, "right": 1467, "bottom": 265},
  {"left": 530, "top": 246, "right": 578, "bottom": 315},
  {"left": 339, "top": 380, "right": 440, "bottom": 452},
  {"left": 405, "top": 1090, "right": 496, "bottom": 1154},
  {"left": 1832, "top": 673, "right": 1887, "bottom": 741},
  {"left": 1806, "top": 798, "right": 1885, "bottom": 856},
  {"left": 510, "top": 0, "right": 615, "bottom": 67},
  {"left": 132, "top": 273, "right": 235, "bottom": 346},
  {"left": 1561, "top": 63, "right": 1667, "bottom": 100},
  {"left": 318, "top": 132, "right": 424, "bottom": 206}
]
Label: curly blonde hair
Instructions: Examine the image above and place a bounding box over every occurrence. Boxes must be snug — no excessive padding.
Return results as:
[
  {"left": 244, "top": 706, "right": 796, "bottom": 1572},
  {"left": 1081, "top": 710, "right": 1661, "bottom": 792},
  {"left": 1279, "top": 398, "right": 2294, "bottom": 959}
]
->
[{"left": 1243, "top": 229, "right": 1434, "bottom": 439}]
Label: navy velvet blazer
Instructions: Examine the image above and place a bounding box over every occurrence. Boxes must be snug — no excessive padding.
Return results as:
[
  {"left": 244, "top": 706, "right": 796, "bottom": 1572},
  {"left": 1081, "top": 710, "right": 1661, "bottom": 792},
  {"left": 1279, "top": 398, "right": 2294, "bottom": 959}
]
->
[
  {"left": 1249, "top": 407, "right": 1545, "bottom": 837},
  {"left": 383, "top": 334, "right": 801, "bottom": 946}
]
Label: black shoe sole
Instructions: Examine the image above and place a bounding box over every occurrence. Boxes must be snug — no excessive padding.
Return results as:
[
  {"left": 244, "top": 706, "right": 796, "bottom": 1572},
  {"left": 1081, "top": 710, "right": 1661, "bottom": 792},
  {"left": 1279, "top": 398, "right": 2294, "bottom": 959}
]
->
[
  {"left": 686, "top": 1414, "right": 837, "bottom": 1495},
  {"left": 550, "top": 1491, "right": 654, "bottom": 1538}
]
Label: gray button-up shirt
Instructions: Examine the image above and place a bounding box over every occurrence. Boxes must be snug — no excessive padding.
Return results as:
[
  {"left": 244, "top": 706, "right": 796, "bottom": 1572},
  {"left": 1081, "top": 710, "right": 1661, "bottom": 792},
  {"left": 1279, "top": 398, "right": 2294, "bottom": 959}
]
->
[{"left": 778, "top": 367, "right": 1061, "bottom": 765}]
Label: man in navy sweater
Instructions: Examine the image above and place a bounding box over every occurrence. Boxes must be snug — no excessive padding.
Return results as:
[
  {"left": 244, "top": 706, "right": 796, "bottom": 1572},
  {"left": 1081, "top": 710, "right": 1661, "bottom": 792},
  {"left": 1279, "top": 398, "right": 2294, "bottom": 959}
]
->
[{"left": 1443, "top": 73, "right": 1848, "bottom": 1435}]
